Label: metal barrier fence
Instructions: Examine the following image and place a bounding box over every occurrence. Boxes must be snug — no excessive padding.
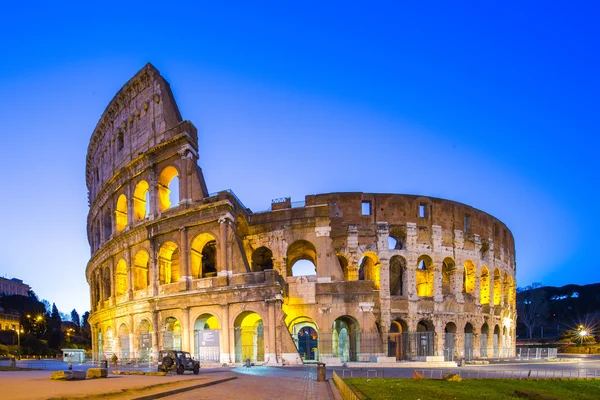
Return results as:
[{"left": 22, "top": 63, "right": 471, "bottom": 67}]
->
[
  {"left": 516, "top": 347, "right": 557, "bottom": 360},
  {"left": 415, "top": 369, "right": 600, "bottom": 380},
  {"left": 332, "top": 370, "right": 362, "bottom": 400}
]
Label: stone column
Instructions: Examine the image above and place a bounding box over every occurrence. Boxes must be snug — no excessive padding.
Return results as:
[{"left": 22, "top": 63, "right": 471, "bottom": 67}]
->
[
  {"left": 181, "top": 307, "right": 190, "bottom": 353},
  {"left": 266, "top": 301, "right": 277, "bottom": 364},
  {"left": 151, "top": 311, "right": 160, "bottom": 362},
  {"left": 218, "top": 215, "right": 230, "bottom": 275},
  {"left": 433, "top": 260, "right": 443, "bottom": 302},
  {"left": 112, "top": 318, "right": 118, "bottom": 357},
  {"left": 150, "top": 239, "right": 159, "bottom": 296},
  {"left": 379, "top": 256, "right": 391, "bottom": 356},
  {"left": 126, "top": 247, "right": 133, "bottom": 300},
  {"left": 315, "top": 225, "right": 331, "bottom": 278},
  {"left": 220, "top": 304, "right": 231, "bottom": 364},
  {"left": 179, "top": 227, "right": 190, "bottom": 290},
  {"left": 126, "top": 184, "right": 134, "bottom": 229},
  {"left": 129, "top": 314, "right": 135, "bottom": 359},
  {"left": 149, "top": 166, "right": 159, "bottom": 217},
  {"left": 179, "top": 156, "right": 189, "bottom": 204}
]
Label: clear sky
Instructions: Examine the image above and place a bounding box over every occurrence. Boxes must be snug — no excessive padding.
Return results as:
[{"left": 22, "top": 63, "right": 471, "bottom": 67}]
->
[{"left": 0, "top": 2, "right": 598, "bottom": 316}]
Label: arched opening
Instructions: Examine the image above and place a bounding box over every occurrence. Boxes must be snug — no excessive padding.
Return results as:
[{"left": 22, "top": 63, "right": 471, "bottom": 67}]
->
[
  {"left": 389, "top": 255, "right": 407, "bottom": 296},
  {"left": 508, "top": 276, "right": 515, "bottom": 307},
  {"left": 103, "top": 210, "right": 112, "bottom": 241},
  {"left": 388, "top": 227, "right": 406, "bottom": 250},
  {"left": 190, "top": 233, "right": 218, "bottom": 278},
  {"left": 480, "top": 323, "right": 489, "bottom": 358},
  {"left": 332, "top": 316, "right": 359, "bottom": 362},
  {"left": 133, "top": 180, "right": 150, "bottom": 222},
  {"left": 493, "top": 269, "right": 502, "bottom": 306},
  {"left": 103, "top": 267, "right": 111, "bottom": 301},
  {"left": 104, "top": 327, "right": 113, "bottom": 358},
  {"left": 493, "top": 325, "right": 500, "bottom": 358},
  {"left": 503, "top": 272, "right": 510, "bottom": 305},
  {"left": 444, "top": 322, "right": 457, "bottom": 361},
  {"left": 289, "top": 317, "right": 319, "bottom": 362},
  {"left": 337, "top": 254, "right": 349, "bottom": 280},
  {"left": 387, "top": 236, "right": 398, "bottom": 250},
  {"left": 118, "top": 323, "right": 130, "bottom": 359},
  {"left": 163, "top": 317, "right": 182, "bottom": 350},
  {"left": 194, "top": 313, "right": 220, "bottom": 362},
  {"left": 359, "top": 252, "right": 380, "bottom": 289},
  {"left": 442, "top": 258, "right": 457, "bottom": 295},
  {"left": 416, "top": 320, "right": 435, "bottom": 357},
  {"left": 115, "top": 259, "right": 128, "bottom": 296},
  {"left": 133, "top": 250, "right": 149, "bottom": 290},
  {"left": 416, "top": 255, "right": 434, "bottom": 297},
  {"left": 463, "top": 260, "right": 476, "bottom": 294},
  {"left": 502, "top": 325, "right": 510, "bottom": 357},
  {"left": 138, "top": 319, "right": 153, "bottom": 362},
  {"left": 464, "top": 323, "right": 474, "bottom": 360},
  {"left": 234, "top": 311, "right": 264, "bottom": 363},
  {"left": 251, "top": 246, "right": 273, "bottom": 272},
  {"left": 158, "top": 241, "right": 180, "bottom": 284},
  {"left": 287, "top": 240, "right": 317, "bottom": 277},
  {"left": 388, "top": 319, "right": 408, "bottom": 360},
  {"left": 115, "top": 194, "right": 128, "bottom": 232},
  {"left": 480, "top": 267, "right": 490, "bottom": 304},
  {"left": 158, "top": 166, "right": 180, "bottom": 211},
  {"left": 97, "top": 329, "right": 103, "bottom": 360}
]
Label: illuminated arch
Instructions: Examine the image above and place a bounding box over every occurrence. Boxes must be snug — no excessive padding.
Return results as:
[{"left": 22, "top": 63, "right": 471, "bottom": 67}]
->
[
  {"left": 332, "top": 316, "right": 359, "bottom": 362},
  {"left": 287, "top": 240, "right": 317, "bottom": 276},
  {"left": 508, "top": 276, "right": 515, "bottom": 307},
  {"left": 158, "top": 166, "right": 179, "bottom": 211},
  {"left": 103, "top": 267, "right": 111, "bottom": 300},
  {"left": 115, "top": 258, "right": 128, "bottom": 296},
  {"left": 503, "top": 272, "right": 509, "bottom": 304},
  {"left": 480, "top": 266, "right": 490, "bottom": 305},
  {"left": 234, "top": 311, "right": 264, "bottom": 363},
  {"left": 190, "top": 233, "right": 218, "bottom": 278},
  {"left": 133, "top": 250, "right": 149, "bottom": 290},
  {"left": 115, "top": 194, "right": 128, "bottom": 232},
  {"left": 133, "top": 180, "right": 150, "bottom": 222},
  {"left": 359, "top": 252, "right": 380, "bottom": 289},
  {"left": 337, "top": 253, "right": 350, "bottom": 280},
  {"left": 158, "top": 241, "right": 180, "bottom": 284},
  {"left": 416, "top": 255, "right": 434, "bottom": 297},
  {"left": 389, "top": 255, "right": 407, "bottom": 296},
  {"left": 493, "top": 269, "right": 502, "bottom": 305},
  {"left": 163, "top": 317, "right": 182, "bottom": 350},
  {"left": 287, "top": 316, "right": 319, "bottom": 361},
  {"left": 194, "top": 313, "right": 220, "bottom": 330},
  {"left": 442, "top": 257, "right": 457, "bottom": 295},
  {"left": 463, "top": 260, "right": 476, "bottom": 294}
]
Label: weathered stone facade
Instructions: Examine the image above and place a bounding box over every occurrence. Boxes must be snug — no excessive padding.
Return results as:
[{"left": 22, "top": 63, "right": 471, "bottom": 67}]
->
[{"left": 86, "top": 64, "right": 516, "bottom": 364}]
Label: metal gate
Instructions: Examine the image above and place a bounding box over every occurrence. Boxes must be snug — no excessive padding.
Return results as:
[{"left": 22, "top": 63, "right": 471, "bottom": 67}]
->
[
  {"left": 139, "top": 333, "right": 152, "bottom": 362},
  {"left": 464, "top": 333, "right": 474, "bottom": 361},
  {"left": 119, "top": 335, "right": 130, "bottom": 359},
  {"left": 400, "top": 332, "right": 434, "bottom": 360},
  {"left": 444, "top": 332, "right": 455, "bottom": 361},
  {"left": 480, "top": 333, "right": 488, "bottom": 357},
  {"left": 195, "top": 330, "right": 220, "bottom": 363},
  {"left": 493, "top": 334, "right": 499, "bottom": 358}
]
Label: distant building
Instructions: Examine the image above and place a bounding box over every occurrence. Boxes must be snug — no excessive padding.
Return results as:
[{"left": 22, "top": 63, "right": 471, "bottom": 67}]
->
[
  {"left": 0, "top": 277, "right": 30, "bottom": 297},
  {"left": 0, "top": 306, "right": 20, "bottom": 331}
]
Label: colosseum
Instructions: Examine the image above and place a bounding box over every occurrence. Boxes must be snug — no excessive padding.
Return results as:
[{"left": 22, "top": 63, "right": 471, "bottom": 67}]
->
[{"left": 86, "top": 63, "right": 516, "bottom": 366}]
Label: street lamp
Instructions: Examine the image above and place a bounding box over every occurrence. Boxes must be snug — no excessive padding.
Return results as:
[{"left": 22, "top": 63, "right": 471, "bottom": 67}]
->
[{"left": 13, "top": 326, "right": 23, "bottom": 358}]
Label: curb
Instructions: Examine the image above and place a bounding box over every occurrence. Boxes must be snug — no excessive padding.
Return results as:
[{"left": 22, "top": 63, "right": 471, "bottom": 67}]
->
[{"left": 131, "top": 376, "right": 238, "bottom": 400}]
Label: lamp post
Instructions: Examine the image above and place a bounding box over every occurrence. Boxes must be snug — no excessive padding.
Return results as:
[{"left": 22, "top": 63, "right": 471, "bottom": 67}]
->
[{"left": 14, "top": 326, "right": 23, "bottom": 359}]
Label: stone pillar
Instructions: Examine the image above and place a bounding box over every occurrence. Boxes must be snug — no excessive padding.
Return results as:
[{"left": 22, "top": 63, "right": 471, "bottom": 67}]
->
[
  {"left": 149, "top": 167, "right": 159, "bottom": 217},
  {"left": 181, "top": 307, "right": 190, "bottom": 353},
  {"left": 129, "top": 314, "right": 136, "bottom": 359},
  {"left": 315, "top": 225, "right": 331, "bottom": 278},
  {"left": 265, "top": 301, "right": 277, "bottom": 364},
  {"left": 151, "top": 311, "right": 160, "bottom": 362},
  {"left": 218, "top": 215, "right": 230, "bottom": 274},
  {"left": 433, "top": 260, "right": 443, "bottom": 302},
  {"left": 179, "top": 156, "right": 189, "bottom": 204},
  {"left": 220, "top": 304, "right": 231, "bottom": 364},
  {"left": 150, "top": 239, "right": 159, "bottom": 296},
  {"left": 126, "top": 184, "right": 134, "bottom": 229},
  {"left": 91, "top": 326, "right": 97, "bottom": 360},
  {"left": 379, "top": 256, "right": 391, "bottom": 356},
  {"left": 179, "top": 227, "right": 190, "bottom": 290},
  {"left": 126, "top": 247, "right": 133, "bottom": 300},
  {"left": 112, "top": 318, "right": 118, "bottom": 357}
]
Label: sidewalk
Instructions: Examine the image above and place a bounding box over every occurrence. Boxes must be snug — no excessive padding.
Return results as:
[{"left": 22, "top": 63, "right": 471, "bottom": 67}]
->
[{"left": 0, "top": 370, "right": 236, "bottom": 400}]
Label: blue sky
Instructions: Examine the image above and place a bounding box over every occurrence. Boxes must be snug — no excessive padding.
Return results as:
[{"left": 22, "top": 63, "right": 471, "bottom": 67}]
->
[{"left": 0, "top": 2, "right": 598, "bottom": 315}]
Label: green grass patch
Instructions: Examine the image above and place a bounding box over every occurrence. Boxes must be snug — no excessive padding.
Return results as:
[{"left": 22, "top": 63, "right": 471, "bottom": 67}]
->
[{"left": 343, "top": 378, "right": 600, "bottom": 400}]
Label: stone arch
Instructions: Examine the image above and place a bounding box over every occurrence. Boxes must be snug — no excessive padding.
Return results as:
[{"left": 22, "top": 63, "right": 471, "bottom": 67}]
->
[
  {"left": 464, "top": 322, "right": 475, "bottom": 360},
  {"left": 103, "top": 209, "right": 112, "bottom": 241},
  {"left": 332, "top": 315, "right": 359, "bottom": 362},
  {"left": 137, "top": 319, "right": 153, "bottom": 362},
  {"left": 444, "top": 322, "right": 457, "bottom": 361},
  {"left": 115, "top": 258, "right": 128, "bottom": 296},
  {"left": 158, "top": 241, "right": 180, "bottom": 284},
  {"left": 115, "top": 194, "right": 128, "bottom": 232},
  {"left": 234, "top": 311, "right": 264, "bottom": 363},
  {"left": 508, "top": 276, "right": 515, "bottom": 307},
  {"left": 388, "top": 226, "right": 406, "bottom": 250},
  {"left": 493, "top": 269, "right": 502, "bottom": 305},
  {"left": 416, "top": 319, "right": 435, "bottom": 357},
  {"left": 463, "top": 260, "right": 476, "bottom": 294},
  {"left": 337, "top": 253, "right": 350, "bottom": 280},
  {"left": 480, "top": 323, "right": 490, "bottom": 357},
  {"left": 118, "top": 323, "right": 130, "bottom": 359},
  {"left": 442, "top": 257, "right": 457, "bottom": 295},
  {"left": 503, "top": 272, "right": 510, "bottom": 304},
  {"left": 133, "top": 250, "right": 149, "bottom": 290},
  {"left": 359, "top": 252, "right": 380, "bottom": 289},
  {"left": 104, "top": 326, "right": 113, "bottom": 357},
  {"left": 287, "top": 240, "right": 317, "bottom": 276},
  {"left": 190, "top": 233, "right": 218, "bottom": 278},
  {"left": 480, "top": 266, "right": 490, "bottom": 304},
  {"left": 389, "top": 255, "right": 407, "bottom": 296},
  {"left": 163, "top": 316, "right": 182, "bottom": 350},
  {"left": 388, "top": 319, "right": 408, "bottom": 360},
  {"left": 193, "top": 313, "right": 221, "bottom": 362},
  {"left": 158, "top": 165, "right": 179, "bottom": 211},
  {"left": 288, "top": 316, "right": 319, "bottom": 361},
  {"left": 102, "top": 266, "right": 111, "bottom": 300},
  {"left": 194, "top": 313, "right": 220, "bottom": 330},
  {"left": 251, "top": 246, "right": 273, "bottom": 272},
  {"left": 133, "top": 180, "right": 150, "bottom": 222},
  {"left": 416, "top": 255, "right": 434, "bottom": 297}
]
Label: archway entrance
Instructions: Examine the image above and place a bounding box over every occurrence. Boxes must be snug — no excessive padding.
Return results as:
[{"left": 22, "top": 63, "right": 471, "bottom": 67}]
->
[
  {"left": 138, "top": 319, "right": 152, "bottom": 362},
  {"left": 234, "top": 312, "right": 264, "bottom": 363},
  {"left": 162, "top": 317, "right": 182, "bottom": 350},
  {"left": 493, "top": 325, "right": 500, "bottom": 358},
  {"left": 388, "top": 319, "right": 408, "bottom": 360},
  {"left": 480, "top": 323, "right": 489, "bottom": 358},
  {"left": 194, "top": 313, "right": 220, "bottom": 362},
  {"left": 444, "top": 322, "right": 457, "bottom": 361},
  {"left": 118, "top": 324, "right": 130, "bottom": 359},
  {"left": 464, "top": 323, "right": 474, "bottom": 361},
  {"left": 289, "top": 317, "right": 319, "bottom": 362},
  {"left": 332, "top": 316, "right": 359, "bottom": 362}
]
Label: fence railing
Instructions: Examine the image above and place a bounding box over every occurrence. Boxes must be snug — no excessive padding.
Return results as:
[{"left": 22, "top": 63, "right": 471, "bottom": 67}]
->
[
  {"left": 516, "top": 347, "right": 557, "bottom": 360},
  {"left": 414, "top": 369, "right": 600, "bottom": 380},
  {"left": 332, "top": 370, "right": 362, "bottom": 400}
]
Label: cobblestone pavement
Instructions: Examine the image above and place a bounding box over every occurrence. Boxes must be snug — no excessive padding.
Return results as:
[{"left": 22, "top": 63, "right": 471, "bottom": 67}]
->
[{"left": 158, "top": 366, "right": 331, "bottom": 400}]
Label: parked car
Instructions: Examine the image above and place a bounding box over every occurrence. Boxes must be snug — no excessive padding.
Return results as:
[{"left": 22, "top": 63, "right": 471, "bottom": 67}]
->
[{"left": 157, "top": 350, "right": 200, "bottom": 374}]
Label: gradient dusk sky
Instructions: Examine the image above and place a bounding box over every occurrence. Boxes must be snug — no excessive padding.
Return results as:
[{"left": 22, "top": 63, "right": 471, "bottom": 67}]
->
[{"left": 0, "top": 2, "right": 598, "bottom": 316}]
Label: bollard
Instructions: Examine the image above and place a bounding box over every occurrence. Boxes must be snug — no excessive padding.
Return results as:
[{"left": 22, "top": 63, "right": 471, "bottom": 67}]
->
[
  {"left": 245, "top": 358, "right": 251, "bottom": 368},
  {"left": 101, "top": 360, "right": 108, "bottom": 369},
  {"left": 317, "top": 363, "right": 326, "bottom": 382}
]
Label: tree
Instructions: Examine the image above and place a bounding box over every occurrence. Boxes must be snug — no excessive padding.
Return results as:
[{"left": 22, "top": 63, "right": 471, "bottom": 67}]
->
[
  {"left": 517, "top": 287, "right": 548, "bottom": 339},
  {"left": 51, "top": 304, "right": 61, "bottom": 322},
  {"left": 81, "top": 312, "right": 91, "bottom": 340},
  {"left": 41, "top": 299, "right": 52, "bottom": 315},
  {"left": 71, "top": 309, "right": 80, "bottom": 329}
]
